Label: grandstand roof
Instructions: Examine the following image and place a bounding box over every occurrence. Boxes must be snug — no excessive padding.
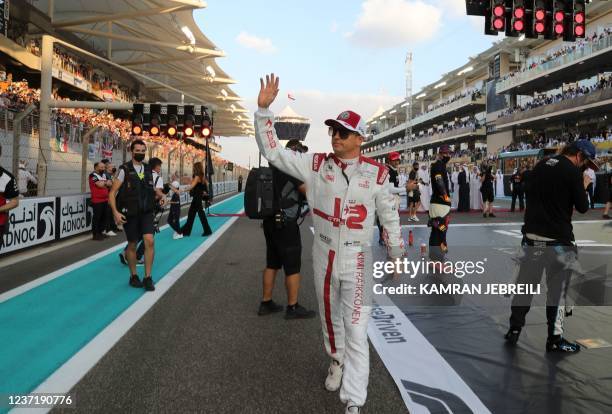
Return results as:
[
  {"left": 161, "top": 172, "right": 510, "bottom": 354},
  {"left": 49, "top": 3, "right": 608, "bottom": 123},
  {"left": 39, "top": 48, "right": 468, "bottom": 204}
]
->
[{"left": 32, "top": 0, "right": 253, "bottom": 137}]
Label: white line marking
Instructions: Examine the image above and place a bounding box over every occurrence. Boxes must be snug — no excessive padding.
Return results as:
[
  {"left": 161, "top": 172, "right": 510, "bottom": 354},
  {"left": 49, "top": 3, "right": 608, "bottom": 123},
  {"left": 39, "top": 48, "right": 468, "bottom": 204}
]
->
[
  {"left": 0, "top": 193, "right": 242, "bottom": 304},
  {"left": 12, "top": 209, "right": 243, "bottom": 414}
]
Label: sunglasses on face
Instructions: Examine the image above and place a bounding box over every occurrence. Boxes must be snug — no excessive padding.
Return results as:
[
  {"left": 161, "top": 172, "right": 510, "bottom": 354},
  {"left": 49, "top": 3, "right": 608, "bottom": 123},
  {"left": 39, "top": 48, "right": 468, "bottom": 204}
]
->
[{"left": 328, "top": 126, "right": 352, "bottom": 140}]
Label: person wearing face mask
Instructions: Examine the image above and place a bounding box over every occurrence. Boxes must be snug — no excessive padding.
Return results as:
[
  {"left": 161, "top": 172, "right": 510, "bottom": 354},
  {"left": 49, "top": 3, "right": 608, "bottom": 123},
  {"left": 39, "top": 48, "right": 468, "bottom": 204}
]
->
[
  {"left": 428, "top": 145, "right": 452, "bottom": 261},
  {"left": 109, "top": 139, "right": 157, "bottom": 292},
  {"left": 505, "top": 140, "right": 597, "bottom": 354},
  {"left": 89, "top": 161, "right": 110, "bottom": 241},
  {"left": 407, "top": 162, "right": 421, "bottom": 221}
]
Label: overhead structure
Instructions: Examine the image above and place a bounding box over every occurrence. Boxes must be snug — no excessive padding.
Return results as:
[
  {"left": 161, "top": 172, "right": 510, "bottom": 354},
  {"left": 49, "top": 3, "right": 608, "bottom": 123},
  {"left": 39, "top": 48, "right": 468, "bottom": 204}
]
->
[
  {"left": 32, "top": 0, "right": 253, "bottom": 137},
  {"left": 273, "top": 106, "right": 311, "bottom": 141}
]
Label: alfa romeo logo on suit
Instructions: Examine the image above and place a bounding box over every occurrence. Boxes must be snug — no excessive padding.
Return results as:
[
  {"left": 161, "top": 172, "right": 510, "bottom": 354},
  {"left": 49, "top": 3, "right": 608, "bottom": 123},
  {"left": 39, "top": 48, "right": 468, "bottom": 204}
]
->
[{"left": 37, "top": 201, "right": 55, "bottom": 239}]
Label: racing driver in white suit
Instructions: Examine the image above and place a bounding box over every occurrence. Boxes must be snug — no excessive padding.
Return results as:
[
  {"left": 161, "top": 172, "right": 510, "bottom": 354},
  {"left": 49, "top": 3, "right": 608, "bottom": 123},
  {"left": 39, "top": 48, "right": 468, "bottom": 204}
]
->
[{"left": 254, "top": 74, "right": 416, "bottom": 413}]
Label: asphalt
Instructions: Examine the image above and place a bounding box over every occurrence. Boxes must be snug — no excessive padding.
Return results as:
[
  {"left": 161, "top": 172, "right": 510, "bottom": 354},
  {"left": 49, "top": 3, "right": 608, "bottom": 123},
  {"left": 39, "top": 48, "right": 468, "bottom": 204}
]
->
[{"left": 51, "top": 217, "right": 407, "bottom": 414}]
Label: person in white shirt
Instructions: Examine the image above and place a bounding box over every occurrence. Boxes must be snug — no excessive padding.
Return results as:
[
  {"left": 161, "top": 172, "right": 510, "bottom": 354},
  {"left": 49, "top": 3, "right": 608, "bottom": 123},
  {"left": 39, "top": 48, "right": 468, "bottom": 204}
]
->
[
  {"left": 451, "top": 164, "right": 460, "bottom": 209},
  {"left": 469, "top": 166, "right": 482, "bottom": 210},
  {"left": 584, "top": 167, "right": 596, "bottom": 208},
  {"left": 495, "top": 169, "right": 505, "bottom": 197},
  {"left": 17, "top": 160, "right": 37, "bottom": 196},
  {"left": 418, "top": 164, "right": 431, "bottom": 211}
]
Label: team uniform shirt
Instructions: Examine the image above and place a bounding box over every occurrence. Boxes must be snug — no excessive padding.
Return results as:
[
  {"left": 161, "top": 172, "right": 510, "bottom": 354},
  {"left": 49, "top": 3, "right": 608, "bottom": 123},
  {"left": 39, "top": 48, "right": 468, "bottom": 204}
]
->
[{"left": 89, "top": 172, "right": 109, "bottom": 203}]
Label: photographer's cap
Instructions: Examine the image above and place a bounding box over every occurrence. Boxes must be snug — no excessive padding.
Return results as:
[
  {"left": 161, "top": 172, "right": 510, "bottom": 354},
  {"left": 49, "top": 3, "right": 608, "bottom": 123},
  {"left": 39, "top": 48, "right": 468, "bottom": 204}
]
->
[
  {"left": 571, "top": 139, "right": 598, "bottom": 171},
  {"left": 171, "top": 180, "right": 180, "bottom": 189}
]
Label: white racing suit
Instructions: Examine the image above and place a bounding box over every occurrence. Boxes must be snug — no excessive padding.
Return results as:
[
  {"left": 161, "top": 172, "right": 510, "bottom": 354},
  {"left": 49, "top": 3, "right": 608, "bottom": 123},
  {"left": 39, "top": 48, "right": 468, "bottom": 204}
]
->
[{"left": 255, "top": 109, "right": 404, "bottom": 406}]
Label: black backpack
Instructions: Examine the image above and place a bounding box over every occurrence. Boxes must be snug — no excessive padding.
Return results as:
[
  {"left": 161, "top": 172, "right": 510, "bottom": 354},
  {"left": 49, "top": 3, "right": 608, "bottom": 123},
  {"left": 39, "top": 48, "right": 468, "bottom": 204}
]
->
[{"left": 244, "top": 167, "right": 275, "bottom": 219}]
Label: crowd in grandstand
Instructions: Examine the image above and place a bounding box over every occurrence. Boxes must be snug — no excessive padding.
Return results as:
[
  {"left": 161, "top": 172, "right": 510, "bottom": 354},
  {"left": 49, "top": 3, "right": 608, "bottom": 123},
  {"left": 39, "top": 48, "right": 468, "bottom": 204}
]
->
[
  {"left": 499, "top": 73, "right": 612, "bottom": 118},
  {"left": 500, "top": 27, "right": 612, "bottom": 83}
]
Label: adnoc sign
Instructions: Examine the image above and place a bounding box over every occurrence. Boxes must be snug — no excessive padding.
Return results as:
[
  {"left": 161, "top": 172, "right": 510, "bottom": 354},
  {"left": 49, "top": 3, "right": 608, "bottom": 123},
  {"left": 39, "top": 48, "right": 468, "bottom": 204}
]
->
[{"left": 1, "top": 197, "right": 56, "bottom": 254}]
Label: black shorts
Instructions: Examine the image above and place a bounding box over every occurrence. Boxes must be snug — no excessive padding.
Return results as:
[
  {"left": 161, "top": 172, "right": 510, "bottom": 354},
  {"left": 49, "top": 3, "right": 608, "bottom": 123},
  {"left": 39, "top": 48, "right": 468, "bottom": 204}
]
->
[
  {"left": 408, "top": 190, "right": 421, "bottom": 204},
  {"left": 481, "top": 188, "right": 494, "bottom": 203},
  {"left": 124, "top": 212, "right": 155, "bottom": 243},
  {"left": 263, "top": 219, "right": 302, "bottom": 275}
]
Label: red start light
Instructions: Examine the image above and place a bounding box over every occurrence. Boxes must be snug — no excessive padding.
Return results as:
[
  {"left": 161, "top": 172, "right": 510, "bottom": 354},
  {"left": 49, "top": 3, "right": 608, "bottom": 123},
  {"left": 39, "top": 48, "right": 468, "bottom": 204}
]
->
[
  {"left": 493, "top": 5, "right": 505, "bottom": 17},
  {"left": 493, "top": 17, "right": 505, "bottom": 30},
  {"left": 575, "top": 25, "right": 585, "bottom": 37},
  {"left": 555, "top": 23, "right": 565, "bottom": 35},
  {"left": 514, "top": 7, "right": 525, "bottom": 19},
  {"left": 513, "top": 20, "right": 525, "bottom": 32},
  {"left": 535, "top": 22, "right": 546, "bottom": 33},
  {"left": 554, "top": 11, "right": 565, "bottom": 22},
  {"left": 575, "top": 12, "right": 585, "bottom": 24},
  {"left": 535, "top": 9, "right": 546, "bottom": 21}
]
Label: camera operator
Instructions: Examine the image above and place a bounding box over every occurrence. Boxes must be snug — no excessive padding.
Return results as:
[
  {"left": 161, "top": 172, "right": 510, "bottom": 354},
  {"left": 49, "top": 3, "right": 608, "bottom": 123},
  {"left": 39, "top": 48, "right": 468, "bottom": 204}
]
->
[
  {"left": 407, "top": 162, "right": 421, "bottom": 221},
  {"left": 505, "top": 140, "right": 597, "bottom": 353},
  {"left": 109, "top": 140, "right": 159, "bottom": 292},
  {"left": 118, "top": 157, "right": 166, "bottom": 266},
  {"left": 258, "top": 139, "right": 316, "bottom": 320}
]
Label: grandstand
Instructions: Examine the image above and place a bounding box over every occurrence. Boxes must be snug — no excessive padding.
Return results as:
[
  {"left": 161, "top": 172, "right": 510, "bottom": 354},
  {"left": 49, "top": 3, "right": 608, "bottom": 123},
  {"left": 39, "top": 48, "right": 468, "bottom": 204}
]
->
[
  {"left": 362, "top": 0, "right": 611, "bottom": 173},
  {"left": 0, "top": 0, "right": 250, "bottom": 196}
]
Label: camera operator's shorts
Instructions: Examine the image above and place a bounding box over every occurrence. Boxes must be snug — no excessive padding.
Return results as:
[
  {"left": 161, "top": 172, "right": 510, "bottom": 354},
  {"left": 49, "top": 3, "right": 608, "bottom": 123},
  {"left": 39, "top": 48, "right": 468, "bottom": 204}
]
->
[
  {"left": 263, "top": 218, "right": 302, "bottom": 275},
  {"left": 124, "top": 212, "right": 155, "bottom": 242},
  {"left": 408, "top": 189, "right": 421, "bottom": 204}
]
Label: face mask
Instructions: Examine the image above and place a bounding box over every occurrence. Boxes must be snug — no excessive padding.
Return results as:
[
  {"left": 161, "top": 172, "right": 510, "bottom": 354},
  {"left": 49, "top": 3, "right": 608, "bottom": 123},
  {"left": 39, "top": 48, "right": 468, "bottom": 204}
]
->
[{"left": 133, "top": 153, "right": 145, "bottom": 162}]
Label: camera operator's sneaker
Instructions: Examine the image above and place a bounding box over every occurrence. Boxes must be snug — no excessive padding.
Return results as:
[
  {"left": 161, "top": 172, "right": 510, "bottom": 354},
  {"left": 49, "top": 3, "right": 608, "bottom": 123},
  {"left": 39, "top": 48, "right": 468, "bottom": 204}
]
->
[
  {"left": 173, "top": 232, "right": 183, "bottom": 240},
  {"left": 504, "top": 327, "right": 521, "bottom": 345},
  {"left": 257, "top": 300, "right": 283, "bottom": 316},
  {"left": 345, "top": 402, "right": 361, "bottom": 414},
  {"left": 118, "top": 252, "right": 127, "bottom": 265},
  {"left": 143, "top": 277, "right": 155, "bottom": 292},
  {"left": 129, "top": 274, "right": 143, "bottom": 288},
  {"left": 285, "top": 303, "right": 316, "bottom": 320},
  {"left": 546, "top": 337, "right": 581, "bottom": 353},
  {"left": 106, "top": 230, "right": 117, "bottom": 236},
  {"left": 325, "top": 359, "right": 343, "bottom": 392},
  {"left": 412, "top": 215, "right": 419, "bottom": 222}
]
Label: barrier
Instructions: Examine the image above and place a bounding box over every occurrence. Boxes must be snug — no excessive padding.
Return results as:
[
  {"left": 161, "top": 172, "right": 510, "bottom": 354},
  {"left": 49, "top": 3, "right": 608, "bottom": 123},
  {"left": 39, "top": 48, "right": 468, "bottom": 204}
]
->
[{"left": 0, "top": 180, "right": 239, "bottom": 256}]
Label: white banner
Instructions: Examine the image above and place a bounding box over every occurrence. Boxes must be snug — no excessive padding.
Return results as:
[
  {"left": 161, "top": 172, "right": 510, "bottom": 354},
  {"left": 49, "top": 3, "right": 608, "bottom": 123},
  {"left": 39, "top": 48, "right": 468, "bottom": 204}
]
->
[
  {"left": 368, "top": 294, "right": 491, "bottom": 414},
  {"left": 1, "top": 197, "right": 57, "bottom": 254},
  {"left": 59, "top": 194, "right": 93, "bottom": 238}
]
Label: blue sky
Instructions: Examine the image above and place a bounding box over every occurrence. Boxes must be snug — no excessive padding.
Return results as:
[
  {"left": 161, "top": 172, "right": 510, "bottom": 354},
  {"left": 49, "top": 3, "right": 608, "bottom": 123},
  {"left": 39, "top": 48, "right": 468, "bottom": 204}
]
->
[{"left": 194, "top": 0, "right": 500, "bottom": 167}]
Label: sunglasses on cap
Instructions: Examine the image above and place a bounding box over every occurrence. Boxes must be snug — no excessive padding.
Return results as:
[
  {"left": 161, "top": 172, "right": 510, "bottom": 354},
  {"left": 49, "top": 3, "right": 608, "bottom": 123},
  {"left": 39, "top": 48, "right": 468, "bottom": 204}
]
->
[{"left": 328, "top": 126, "right": 353, "bottom": 140}]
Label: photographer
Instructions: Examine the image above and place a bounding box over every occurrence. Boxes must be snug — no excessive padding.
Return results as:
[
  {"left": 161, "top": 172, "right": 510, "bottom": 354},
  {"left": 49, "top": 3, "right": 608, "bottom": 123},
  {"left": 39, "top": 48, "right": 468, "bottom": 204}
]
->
[
  {"left": 407, "top": 162, "right": 421, "bottom": 221},
  {"left": 109, "top": 139, "right": 157, "bottom": 292},
  {"left": 258, "top": 139, "right": 316, "bottom": 320},
  {"left": 505, "top": 140, "right": 596, "bottom": 353}
]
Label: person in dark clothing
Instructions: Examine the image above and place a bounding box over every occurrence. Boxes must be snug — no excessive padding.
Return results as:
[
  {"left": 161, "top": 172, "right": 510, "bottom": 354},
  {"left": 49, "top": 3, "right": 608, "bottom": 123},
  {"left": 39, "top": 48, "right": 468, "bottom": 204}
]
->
[
  {"left": 457, "top": 165, "right": 470, "bottom": 212},
  {"left": 407, "top": 162, "right": 421, "bottom": 221},
  {"left": 505, "top": 140, "right": 596, "bottom": 354},
  {"left": 480, "top": 164, "right": 495, "bottom": 218},
  {"left": 603, "top": 172, "right": 612, "bottom": 219},
  {"left": 0, "top": 144, "right": 20, "bottom": 252},
  {"left": 510, "top": 167, "right": 524, "bottom": 212},
  {"left": 180, "top": 161, "right": 213, "bottom": 237},
  {"left": 238, "top": 175, "right": 243, "bottom": 192},
  {"left": 108, "top": 139, "right": 158, "bottom": 292},
  {"left": 259, "top": 139, "right": 316, "bottom": 320},
  {"left": 428, "top": 145, "right": 452, "bottom": 261},
  {"left": 89, "top": 161, "right": 109, "bottom": 240},
  {"left": 102, "top": 161, "right": 119, "bottom": 236}
]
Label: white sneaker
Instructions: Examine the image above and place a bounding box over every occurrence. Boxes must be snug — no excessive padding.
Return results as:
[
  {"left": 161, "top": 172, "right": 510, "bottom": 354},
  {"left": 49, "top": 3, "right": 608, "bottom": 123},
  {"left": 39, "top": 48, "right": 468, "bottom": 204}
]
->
[
  {"left": 173, "top": 232, "right": 183, "bottom": 240},
  {"left": 345, "top": 402, "right": 361, "bottom": 414},
  {"left": 412, "top": 215, "right": 419, "bottom": 222},
  {"left": 408, "top": 216, "right": 415, "bottom": 222},
  {"left": 106, "top": 230, "right": 117, "bottom": 236},
  {"left": 325, "top": 359, "right": 343, "bottom": 392}
]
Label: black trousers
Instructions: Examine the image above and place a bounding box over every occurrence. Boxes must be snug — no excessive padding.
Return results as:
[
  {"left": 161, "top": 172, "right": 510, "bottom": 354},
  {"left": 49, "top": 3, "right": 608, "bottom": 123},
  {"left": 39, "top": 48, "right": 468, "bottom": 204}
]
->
[
  {"left": 168, "top": 206, "right": 181, "bottom": 233},
  {"left": 428, "top": 212, "right": 449, "bottom": 261},
  {"left": 92, "top": 202, "right": 107, "bottom": 236},
  {"left": 511, "top": 189, "right": 524, "bottom": 212},
  {"left": 586, "top": 183, "right": 594, "bottom": 208},
  {"left": 509, "top": 239, "right": 574, "bottom": 339},
  {"left": 104, "top": 203, "right": 118, "bottom": 232},
  {"left": 181, "top": 199, "right": 212, "bottom": 236}
]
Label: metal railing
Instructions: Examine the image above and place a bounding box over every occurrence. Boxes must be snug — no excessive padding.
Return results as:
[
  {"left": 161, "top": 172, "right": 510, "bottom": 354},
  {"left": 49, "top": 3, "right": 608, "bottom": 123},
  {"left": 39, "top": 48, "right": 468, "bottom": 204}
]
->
[{"left": 497, "top": 32, "right": 612, "bottom": 93}]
